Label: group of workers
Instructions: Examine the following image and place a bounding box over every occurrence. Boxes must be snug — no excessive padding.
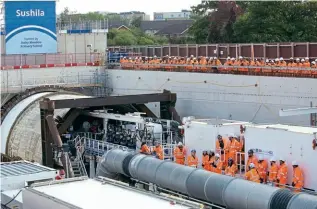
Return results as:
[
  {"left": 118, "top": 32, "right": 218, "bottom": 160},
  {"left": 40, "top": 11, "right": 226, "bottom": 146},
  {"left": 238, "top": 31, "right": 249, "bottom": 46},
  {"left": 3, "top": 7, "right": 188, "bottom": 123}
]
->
[
  {"left": 120, "top": 55, "right": 317, "bottom": 76},
  {"left": 139, "top": 133, "right": 304, "bottom": 192}
]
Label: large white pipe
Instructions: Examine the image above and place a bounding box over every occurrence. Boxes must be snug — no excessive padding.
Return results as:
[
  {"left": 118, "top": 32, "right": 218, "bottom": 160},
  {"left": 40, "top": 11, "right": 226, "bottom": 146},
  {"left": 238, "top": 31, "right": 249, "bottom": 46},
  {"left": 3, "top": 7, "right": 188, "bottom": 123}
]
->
[{"left": 97, "top": 149, "right": 317, "bottom": 209}]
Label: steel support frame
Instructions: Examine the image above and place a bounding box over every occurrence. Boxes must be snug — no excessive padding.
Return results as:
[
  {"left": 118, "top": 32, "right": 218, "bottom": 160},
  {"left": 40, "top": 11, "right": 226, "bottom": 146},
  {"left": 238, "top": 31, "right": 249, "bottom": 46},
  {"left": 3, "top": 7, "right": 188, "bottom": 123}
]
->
[
  {"left": 40, "top": 91, "right": 179, "bottom": 168},
  {"left": 44, "top": 91, "right": 176, "bottom": 109}
]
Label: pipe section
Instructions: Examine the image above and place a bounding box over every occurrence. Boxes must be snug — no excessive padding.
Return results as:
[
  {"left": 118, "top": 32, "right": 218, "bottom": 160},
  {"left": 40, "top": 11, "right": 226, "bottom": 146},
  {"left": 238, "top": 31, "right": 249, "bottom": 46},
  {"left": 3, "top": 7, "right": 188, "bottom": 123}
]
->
[
  {"left": 287, "top": 193, "right": 317, "bottom": 209},
  {"left": 96, "top": 149, "right": 317, "bottom": 209}
]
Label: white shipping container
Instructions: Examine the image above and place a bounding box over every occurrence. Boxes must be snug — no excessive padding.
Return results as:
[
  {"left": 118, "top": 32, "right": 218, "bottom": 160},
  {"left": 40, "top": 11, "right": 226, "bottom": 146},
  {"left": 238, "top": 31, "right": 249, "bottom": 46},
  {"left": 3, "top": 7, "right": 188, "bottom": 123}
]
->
[
  {"left": 184, "top": 118, "right": 249, "bottom": 165},
  {"left": 244, "top": 124, "right": 317, "bottom": 191}
]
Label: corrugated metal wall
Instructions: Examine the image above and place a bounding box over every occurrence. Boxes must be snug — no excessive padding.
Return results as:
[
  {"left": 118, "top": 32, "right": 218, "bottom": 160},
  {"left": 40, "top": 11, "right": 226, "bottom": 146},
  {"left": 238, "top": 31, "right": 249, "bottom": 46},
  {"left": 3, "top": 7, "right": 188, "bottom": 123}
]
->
[{"left": 108, "top": 43, "right": 317, "bottom": 61}]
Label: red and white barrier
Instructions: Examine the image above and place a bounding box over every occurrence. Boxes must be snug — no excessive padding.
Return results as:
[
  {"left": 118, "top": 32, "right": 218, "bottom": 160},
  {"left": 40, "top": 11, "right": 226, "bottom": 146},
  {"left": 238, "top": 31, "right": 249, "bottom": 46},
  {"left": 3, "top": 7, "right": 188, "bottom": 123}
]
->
[{"left": 0, "top": 62, "right": 97, "bottom": 70}]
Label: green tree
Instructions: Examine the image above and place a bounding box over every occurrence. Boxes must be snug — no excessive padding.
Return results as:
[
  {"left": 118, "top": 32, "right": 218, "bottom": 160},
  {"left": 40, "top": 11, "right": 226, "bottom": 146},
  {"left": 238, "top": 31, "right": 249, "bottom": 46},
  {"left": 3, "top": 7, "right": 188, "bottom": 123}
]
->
[
  {"left": 138, "top": 37, "right": 155, "bottom": 45},
  {"left": 233, "top": 1, "right": 317, "bottom": 42},
  {"left": 131, "top": 16, "right": 142, "bottom": 28},
  {"left": 112, "top": 30, "right": 137, "bottom": 45},
  {"left": 190, "top": 1, "right": 245, "bottom": 43}
]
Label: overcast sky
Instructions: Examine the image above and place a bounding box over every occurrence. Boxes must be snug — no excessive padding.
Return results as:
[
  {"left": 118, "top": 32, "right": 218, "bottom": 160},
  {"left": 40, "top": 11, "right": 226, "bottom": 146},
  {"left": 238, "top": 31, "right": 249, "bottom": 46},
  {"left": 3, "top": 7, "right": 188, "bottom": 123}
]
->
[{"left": 56, "top": 0, "right": 202, "bottom": 16}]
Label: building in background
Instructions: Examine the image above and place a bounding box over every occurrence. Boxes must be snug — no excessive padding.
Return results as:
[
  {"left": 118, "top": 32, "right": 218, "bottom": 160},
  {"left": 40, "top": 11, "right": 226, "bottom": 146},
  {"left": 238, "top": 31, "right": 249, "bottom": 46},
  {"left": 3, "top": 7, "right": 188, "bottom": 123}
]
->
[
  {"left": 153, "top": 10, "right": 192, "bottom": 21},
  {"left": 140, "top": 20, "right": 193, "bottom": 37},
  {"left": 98, "top": 11, "right": 150, "bottom": 21}
]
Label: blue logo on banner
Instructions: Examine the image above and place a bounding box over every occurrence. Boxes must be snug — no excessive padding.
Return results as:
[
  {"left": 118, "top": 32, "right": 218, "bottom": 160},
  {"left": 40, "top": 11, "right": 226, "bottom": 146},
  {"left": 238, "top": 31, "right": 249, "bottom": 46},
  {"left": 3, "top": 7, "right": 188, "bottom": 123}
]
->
[{"left": 4, "top": 1, "right": 57, "bottom": 54}]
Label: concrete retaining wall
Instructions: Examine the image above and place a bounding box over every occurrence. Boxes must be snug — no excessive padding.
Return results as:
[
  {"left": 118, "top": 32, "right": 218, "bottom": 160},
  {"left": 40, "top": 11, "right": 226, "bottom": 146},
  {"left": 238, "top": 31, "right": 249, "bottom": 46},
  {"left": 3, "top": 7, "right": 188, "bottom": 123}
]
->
[
  {"left": 106, "top": 70, "right": 317, "bottom": 126},
  {"left": 0, "top": 66, "right": 104, "bottom": 93}
]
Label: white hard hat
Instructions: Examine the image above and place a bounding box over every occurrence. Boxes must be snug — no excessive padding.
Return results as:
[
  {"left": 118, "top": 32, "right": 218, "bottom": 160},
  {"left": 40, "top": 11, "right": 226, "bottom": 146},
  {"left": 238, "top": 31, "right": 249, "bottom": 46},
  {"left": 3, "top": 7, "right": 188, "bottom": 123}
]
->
[
  {"left": 296, "top": 58, "right": 300, "bottom": 61},
  {"left": 292, "top": 161, "right": 298, "bottom": 166},
  {"left": 275, "top": 58, "right": 279, "bottom": 61},
  {"left": 154, "top": 55, "right": 157, "bottom": 58},
  {"left": 249, "top": 163, "right": 255, "bottom": 168},
  {"left": 210, "top": 57, "right": 214, "bottom": 60},
  {"left": 213, "top": 57, "right": 217, "bottom": 60},
  {"left": 290, "top": 57, "right": 293, "bottom": 60},
  {"left": 279, "top": 157, "right": 285, "bottom": 162},
  {"left": 315, "top": 59, "right": 317, "bottom": 62},
  {"left": 258, "top": 155, "right": 264, "bottom": 161},
  {"left": 270, "top": 157, "right": 276, "bottom": 162},
  {"left": 301, "top": 59, "right": 305, "bottom": 62},
  {"left": 280, "top": 57, "right": 283, "bottom": 61},
  {"left": 239, "top": 56, "right": 243, "bottom": 59},
  {"left": 305, "top": 57, "right": 309, "bottom": 60},
  {"left": 191, "top": 55, "right": 194, "bottom": 57},
  {"left": 215, "top": 153, "right": 220, "bottom": 158},
  {"left": 312, "top": 61, "right": 316, "bottom": 65},
  {"left": 227, "top": 56, "right": 231, "bottom": 60},
  {"left": 177, "top": 142, "right": 183, "bottom": 146},
  {"left": 266, "top": 59, "right": 269, "bottom": 63}
]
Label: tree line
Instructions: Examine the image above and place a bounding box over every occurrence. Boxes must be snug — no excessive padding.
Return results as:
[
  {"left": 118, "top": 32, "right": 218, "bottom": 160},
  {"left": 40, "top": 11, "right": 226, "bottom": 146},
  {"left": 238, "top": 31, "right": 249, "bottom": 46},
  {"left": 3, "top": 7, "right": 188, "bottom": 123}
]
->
[
  {"left": 58, "top": 1, "right": 317, "bottom": 46},
  {"left": 190, "top": 1, "right": 317, "bottom": 43}
]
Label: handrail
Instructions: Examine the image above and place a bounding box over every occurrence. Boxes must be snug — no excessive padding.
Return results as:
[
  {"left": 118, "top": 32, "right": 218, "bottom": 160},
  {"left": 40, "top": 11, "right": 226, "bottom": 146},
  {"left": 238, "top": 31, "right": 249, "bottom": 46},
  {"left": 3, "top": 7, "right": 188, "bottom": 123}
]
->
[
  {"left": 76, "top": 146, "right": 88, "bottom": 177},
  {"left": 118, "top": 63, "right": 317, "bottom": 71}
]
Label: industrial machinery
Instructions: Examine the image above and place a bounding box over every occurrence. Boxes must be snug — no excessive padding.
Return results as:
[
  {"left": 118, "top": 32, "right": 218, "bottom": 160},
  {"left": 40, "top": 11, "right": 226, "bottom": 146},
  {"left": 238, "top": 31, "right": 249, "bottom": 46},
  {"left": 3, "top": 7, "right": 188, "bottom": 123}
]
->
[
  {"left": 96, "top": 149, "right": 317, "bottom": 209},
  {"left": 86, "top": 111, "right": 182, "bottom": 149}
]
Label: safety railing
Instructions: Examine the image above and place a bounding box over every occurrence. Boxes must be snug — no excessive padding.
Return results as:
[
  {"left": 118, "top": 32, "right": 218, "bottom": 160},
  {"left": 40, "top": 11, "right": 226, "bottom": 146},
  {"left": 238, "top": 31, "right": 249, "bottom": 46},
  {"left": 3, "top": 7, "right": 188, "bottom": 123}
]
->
[
  {"left": 75, "top": 146, "right": 88, "bottom": 177},
  {"left": 113, "top": 63, "right": 317, "bottom": 78},
  {"left": 76, "top": 137, "right": 130, "bottom": 157},
  {"left": 149, "top": 143, "right": 176, "bottom": 161},
  {"left": 0, "top": 74, "right": 102, "bottom": 93},
  {"left": 0, "top": 53, "right": 102, "bottom": 67},
  {"left": 57, "top": 19, "right": 109, "bottom": 31},
  {"left": 71, "top": 132, "right": 104, "bottom": 141},
  {"left": 215, "top": 148, "right": 228, "bottom": 165},
  {"left": 236, "top": 152, "right": 246, "bottom": 177}
]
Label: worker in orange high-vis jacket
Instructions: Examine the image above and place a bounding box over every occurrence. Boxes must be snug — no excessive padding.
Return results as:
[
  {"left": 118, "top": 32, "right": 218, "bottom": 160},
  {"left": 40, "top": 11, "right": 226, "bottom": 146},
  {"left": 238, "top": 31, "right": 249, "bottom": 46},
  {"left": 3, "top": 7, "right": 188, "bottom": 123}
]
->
[
  {"left": 268, "top": 157, "right": 279, "bottom": 186},
  {"left": 246, "top": 149, "right": 258, "bottom": 171},
  {"left": 277, "top": 157, "right": 288, "bottom": 188},
  {"left": 291, "top": 161, "right": 304, "bottom": 193},
  {"left": 211, "top": 153, "right": 223, "bottom": 174},
  {"left": 174, "top": 142, "right": 186, "bottom": 165},
  {"left": 216, "top": 135, "right": 230, "bottom": 165},
  {"left": 257, "top": 156, "right": 268, "bottom": 183},
  {"left": 153, "top": 141, "right": 163, "bottom": 160},
  {"left": 187, "top": 149, "right": 198, "bottom": 168},
  {"left": 202, "top": 150, "right": 210, "bottom": 170},
  {"left": 245, "top": 163, "right": 261, "bottom": 183},
  {"left": 228, "top": 134, "right": 241, "bottom": 164},
  {"left": 140, "top": 142, "right": 151, "bottom": 155},
  {"left": 207, "top": 151, "right": 216, "bottom": 172},
  {"left": 225, "top": 158, "right": 237, "bottom": 177}
]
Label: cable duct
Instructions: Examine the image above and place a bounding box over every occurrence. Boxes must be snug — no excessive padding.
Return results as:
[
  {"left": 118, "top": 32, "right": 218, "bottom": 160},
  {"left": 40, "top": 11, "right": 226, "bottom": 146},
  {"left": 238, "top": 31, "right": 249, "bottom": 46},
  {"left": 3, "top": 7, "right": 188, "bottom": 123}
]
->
[{"left": 97, "top": 149, "right": 317, "bottom": 209}]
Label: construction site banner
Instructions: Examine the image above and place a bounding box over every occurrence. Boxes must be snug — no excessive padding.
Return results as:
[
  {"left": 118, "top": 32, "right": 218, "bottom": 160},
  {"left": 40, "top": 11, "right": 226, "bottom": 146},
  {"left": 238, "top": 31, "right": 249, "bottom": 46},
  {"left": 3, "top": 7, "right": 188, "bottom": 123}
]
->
[{"left": 4, "top": 0, "right": 57, "bottom": 54}]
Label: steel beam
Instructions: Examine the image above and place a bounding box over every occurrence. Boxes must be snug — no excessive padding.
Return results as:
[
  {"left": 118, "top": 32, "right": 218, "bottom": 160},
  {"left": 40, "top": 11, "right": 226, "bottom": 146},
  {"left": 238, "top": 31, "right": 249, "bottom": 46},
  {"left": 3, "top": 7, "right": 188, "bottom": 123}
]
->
[
  {"left": 40, "top": 92, "right": 176, "bottom": 109},
  {"left": 279, "top": 107, "right": 317, "bottom": 117},
  {"left": 136, "top": 104, "right": 157, "bottom": 118},
  {"left": 58, "top": 108, "right": 81, "bottom": 134}
]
